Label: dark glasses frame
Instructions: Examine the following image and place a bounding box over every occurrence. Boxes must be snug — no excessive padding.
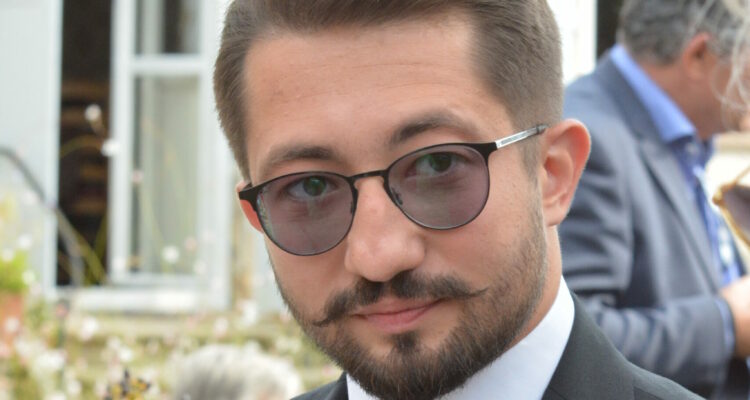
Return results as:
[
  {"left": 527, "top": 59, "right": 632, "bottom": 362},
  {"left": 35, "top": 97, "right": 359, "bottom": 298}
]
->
[
  {"left": 239, "top": 124, "right": 548, "bottom": 255},
  {"left": 713, "top": 164, "right": 750, "bottom": 248}
]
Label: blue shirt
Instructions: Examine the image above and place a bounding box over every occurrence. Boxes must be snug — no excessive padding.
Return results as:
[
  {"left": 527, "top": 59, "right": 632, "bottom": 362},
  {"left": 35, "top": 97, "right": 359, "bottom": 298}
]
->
[{"left": 611, "top": 44, "right": 743, "bottom": 356}]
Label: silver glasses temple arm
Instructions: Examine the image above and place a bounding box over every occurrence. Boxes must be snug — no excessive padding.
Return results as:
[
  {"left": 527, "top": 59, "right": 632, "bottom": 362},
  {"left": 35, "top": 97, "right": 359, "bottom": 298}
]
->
[{"left": 494, "top": 124, "right": 548, "bottom": 149}]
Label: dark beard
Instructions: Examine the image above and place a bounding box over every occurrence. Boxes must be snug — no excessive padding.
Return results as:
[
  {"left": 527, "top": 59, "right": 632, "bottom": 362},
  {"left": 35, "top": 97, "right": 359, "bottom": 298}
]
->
[{"left": 274, "top": 205, "right": 547, "bottom": 400}]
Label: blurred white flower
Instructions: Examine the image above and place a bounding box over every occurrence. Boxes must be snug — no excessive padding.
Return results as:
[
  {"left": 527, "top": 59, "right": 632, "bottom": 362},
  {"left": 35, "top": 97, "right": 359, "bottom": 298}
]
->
[
  {"left": 14, "top": 337, "right": 44, "bottom": 362},
  {"left": 34, "top": 349, "right": 66, "bottom": 373},
  {"left": 3, "top": 317, "right": 19, "bottom": 335},
  {"left": 84, "top": 104, "right": 102, "bottom": 123},
  {"left": 147, "top": 382, "right": 161, "bottom": 397},
  {"left": 107, "top": 365, "right": 125, "bottom": 383},
  {"left": 94, "top": 381, "right": 108, "bottom": 398},
  {"left": 0, "top": 249, "right": 14, "bottom": 263},
  {"left": 28, "top": 282, "right": 42, "bottom": 298},
  {"left": 141, "top": 367, "right": 159, "bottom": 384},
  {"left": 101, "top": 138, "right": 120, "bottom": 157},
  {"left": 212, "top": 317, "right": 229, "bottom": 339},
  {"left": 106, "top": 336, "right": 122, "bottom": 351},
  {"left": 65, "top": 378, "right": 82, "bottom": 397},
  {"left": 45, "top": 392, "right": 66, "bottom": 400},
  {"left": 161, "top": 246, "right": 180, "bottom": 265},
  {"left": 16, "top": 234, "right": 32, "bottom": 250},
  {"left": 22, "top": 270, "right": 36, "bottom": 286},
  {"left": 118, "top": 346, "right": 134, "bottom": 363},
  {"left": 111, "top": 257, "right": 127, "bottom": 271},
  {"left": 77, "top": 316, "right": 100, "bottom": 342},
  {"left": 238, "top": 300, "right": 259, "bottom": 327}
]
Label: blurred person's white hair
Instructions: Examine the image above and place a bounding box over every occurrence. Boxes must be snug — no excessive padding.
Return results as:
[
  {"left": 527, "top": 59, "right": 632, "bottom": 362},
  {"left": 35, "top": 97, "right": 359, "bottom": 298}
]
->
[
  {"left": 722, "top": 0, "right": 750, "bottom": 111},
  {"left": 172, "top": 343, "right": 303, "bottom": 400}
]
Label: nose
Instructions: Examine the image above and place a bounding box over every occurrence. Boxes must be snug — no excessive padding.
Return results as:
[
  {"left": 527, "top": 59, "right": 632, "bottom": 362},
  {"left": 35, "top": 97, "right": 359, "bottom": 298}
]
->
[{"left": 343, "top": 178, "right": 425, "bottom": 282}]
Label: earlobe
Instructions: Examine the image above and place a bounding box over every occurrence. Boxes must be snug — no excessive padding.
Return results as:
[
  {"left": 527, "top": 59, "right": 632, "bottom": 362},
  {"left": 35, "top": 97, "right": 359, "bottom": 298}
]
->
[
  {"left": 539, "top": 120, "right": 591, "bottom": 226},
  {"left": 236, "top": 181, "right": 264, "bottom": 232}
]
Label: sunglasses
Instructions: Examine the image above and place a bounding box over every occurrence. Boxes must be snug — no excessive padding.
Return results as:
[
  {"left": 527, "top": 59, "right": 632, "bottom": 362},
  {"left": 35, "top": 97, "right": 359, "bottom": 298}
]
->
[
  {"left": 239, "top": 125, "right": 547, "bottom": 256},
  {"left": 713, "top": 164, "right": 750, "bottom": 248}
]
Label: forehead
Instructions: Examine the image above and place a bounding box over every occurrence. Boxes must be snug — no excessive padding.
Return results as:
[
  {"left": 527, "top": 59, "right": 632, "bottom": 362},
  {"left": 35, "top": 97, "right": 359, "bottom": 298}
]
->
[{"left": 242, "top": 14, "right": 512, "bottom": 181}]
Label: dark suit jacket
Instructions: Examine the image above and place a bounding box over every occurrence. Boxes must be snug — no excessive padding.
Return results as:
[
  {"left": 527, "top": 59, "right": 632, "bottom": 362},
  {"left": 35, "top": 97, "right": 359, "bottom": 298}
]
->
[
  {"left": 293, "top": 295, "right": 700, "bottom": 400},
  {"left": 559, "top": 53, "right": 748, "bottom": 399}
]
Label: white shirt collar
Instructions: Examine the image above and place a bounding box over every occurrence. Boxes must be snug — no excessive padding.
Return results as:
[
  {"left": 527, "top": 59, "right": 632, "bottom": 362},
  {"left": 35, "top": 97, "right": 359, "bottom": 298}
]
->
[{"left": 347, "top": 278, "right": 575, "bottom": 400}]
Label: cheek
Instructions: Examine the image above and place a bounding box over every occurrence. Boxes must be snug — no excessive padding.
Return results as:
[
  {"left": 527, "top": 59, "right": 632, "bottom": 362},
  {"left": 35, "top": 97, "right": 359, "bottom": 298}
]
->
[
  {"left": 269, "top": 242, "right": 364, "bottom": 320},
  {"left": 473, "top": 172, "right": 533, "bottom": 241},
  {"left": 268, "top": 249, "right": 336, "bottom": 317}
]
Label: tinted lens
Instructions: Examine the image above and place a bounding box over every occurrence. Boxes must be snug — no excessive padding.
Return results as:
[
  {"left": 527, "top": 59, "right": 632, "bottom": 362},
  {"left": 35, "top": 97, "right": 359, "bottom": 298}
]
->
[
  {"left": 388, "top": 144, "right": 489, "bottom": 228},
  {"left": 256, "top": 173, "right": 353, "bottom": 255},
  {"left": 723, "top": 183, "right": 750, "bottom": 243}
]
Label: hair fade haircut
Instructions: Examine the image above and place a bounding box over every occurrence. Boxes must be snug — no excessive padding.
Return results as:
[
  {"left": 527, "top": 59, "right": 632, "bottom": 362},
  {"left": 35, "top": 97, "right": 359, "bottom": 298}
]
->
[{"left": 213, "top": 0, "right": 562, "bottom": 179}]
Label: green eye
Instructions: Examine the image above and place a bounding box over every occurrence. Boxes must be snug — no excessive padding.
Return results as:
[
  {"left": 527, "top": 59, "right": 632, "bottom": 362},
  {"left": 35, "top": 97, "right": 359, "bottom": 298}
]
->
[
  {"left": 423, "top": 153, "right": 454, "bottom": 173},
  {"left": 303, "top": 177, "right": 327, "bottom": 196}
]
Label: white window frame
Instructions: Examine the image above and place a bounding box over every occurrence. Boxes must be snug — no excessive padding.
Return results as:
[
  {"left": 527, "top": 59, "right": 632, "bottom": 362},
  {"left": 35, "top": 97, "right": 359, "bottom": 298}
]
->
[{"left": 76, "top": 0, "right": 233, "bottom": 313}]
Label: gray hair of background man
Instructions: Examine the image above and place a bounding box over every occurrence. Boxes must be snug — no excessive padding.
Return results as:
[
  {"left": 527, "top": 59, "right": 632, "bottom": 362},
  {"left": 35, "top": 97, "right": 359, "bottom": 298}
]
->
[
  {"left": 172, "top": 344, "right": 302, "bottom": 400},
  {"left": 618, "top": 0, "right": 744, "bottom": 64},
  {"left": 619, "top": 0, "right": 750, "bottom": 109},
  {"left": 213, "top": 0, "right": 561, "bottom": 180}
]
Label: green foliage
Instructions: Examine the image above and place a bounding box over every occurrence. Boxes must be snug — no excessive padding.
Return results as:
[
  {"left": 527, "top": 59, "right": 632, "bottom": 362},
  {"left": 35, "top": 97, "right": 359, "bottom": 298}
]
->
[
  {"left": 5, "top": 354, "right": 43, "bottom": 400},
  {"left": 0, "top": 251, "right": 29, "bottom": 294}
]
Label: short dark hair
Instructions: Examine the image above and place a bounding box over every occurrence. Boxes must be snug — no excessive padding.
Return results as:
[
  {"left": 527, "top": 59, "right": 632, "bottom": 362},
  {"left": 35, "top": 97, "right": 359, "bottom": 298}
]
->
[{"left": 213, "top": 0, "right": 562, "bottom": 179}]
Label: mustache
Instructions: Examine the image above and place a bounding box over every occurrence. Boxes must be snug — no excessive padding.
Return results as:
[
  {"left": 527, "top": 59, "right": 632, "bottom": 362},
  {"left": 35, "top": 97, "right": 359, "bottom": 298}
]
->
[{"left": 313, "top": 271, "right": 486, "bottom": 327}]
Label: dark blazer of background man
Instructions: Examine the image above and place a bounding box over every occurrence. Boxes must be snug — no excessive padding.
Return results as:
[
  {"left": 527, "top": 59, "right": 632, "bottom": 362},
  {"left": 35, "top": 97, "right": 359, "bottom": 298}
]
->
[
  {"left": 213, "top": 0, "right": 702, "bottom": 399},
  {"left": 560, "top": 0, "right": 750, "bottom": 399}
]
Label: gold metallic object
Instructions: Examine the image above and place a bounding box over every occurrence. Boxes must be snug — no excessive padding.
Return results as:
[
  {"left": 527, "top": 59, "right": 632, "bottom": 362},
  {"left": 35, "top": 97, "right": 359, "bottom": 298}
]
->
[{"left": 713, "top": 165, "right": 750, "bottom": 248}]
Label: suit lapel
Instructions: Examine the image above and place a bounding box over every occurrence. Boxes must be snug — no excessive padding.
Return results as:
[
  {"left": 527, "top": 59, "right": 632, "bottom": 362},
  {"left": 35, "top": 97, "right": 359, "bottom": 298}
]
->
[
  {"left": 543, "top": 295, "right": 634, "bottom": 400},
  {"left": 294, "top": 374, "right": 348, "bottom": 400},
  {"left": 323, "top": 375, "right": 349, "bottom": 400},
  {"left": 593, "top": 56, "right": 719, "bottom": 289},
  {"left": 638, "top": 140, "right": 719, "bottom": 287}
]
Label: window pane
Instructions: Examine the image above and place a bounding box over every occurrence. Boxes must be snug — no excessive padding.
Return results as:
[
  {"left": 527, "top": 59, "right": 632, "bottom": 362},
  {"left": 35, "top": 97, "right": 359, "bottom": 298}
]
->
[
  {"left": 131, "top": 76, "right": 199, "bottom": 274},
  {"left": 136, "top": 0, "right": 200, "bottom": 55}
]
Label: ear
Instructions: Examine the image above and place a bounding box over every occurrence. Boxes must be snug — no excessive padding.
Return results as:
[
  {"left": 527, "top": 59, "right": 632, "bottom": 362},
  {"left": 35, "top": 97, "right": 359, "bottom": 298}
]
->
[
  {"left": 538, "top": 120, "right": 591, "bottom": 226},
  {"left": 236, "top": 180, "right": 263, "bottom": 232},
  {"left": 680, "top": 33, "right": 717, "bottom": 81}
]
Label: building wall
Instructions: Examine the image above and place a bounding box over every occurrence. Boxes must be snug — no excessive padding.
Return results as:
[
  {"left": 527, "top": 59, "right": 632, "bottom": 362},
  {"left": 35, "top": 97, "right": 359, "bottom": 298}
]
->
[{"left": 0, "top": 0, "right": 62, "bottom": 295}]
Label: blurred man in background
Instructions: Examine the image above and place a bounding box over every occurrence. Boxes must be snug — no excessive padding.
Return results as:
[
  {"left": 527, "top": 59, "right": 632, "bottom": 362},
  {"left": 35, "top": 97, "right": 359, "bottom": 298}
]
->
[{"left": 561, "top": 0, "right": 750, "bottom": 398}]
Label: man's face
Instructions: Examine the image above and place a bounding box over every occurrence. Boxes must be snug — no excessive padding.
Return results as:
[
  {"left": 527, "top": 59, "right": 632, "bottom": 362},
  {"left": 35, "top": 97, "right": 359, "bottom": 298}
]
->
[{"left": 243, "top": 14, "right": 548, "bottom": 400}]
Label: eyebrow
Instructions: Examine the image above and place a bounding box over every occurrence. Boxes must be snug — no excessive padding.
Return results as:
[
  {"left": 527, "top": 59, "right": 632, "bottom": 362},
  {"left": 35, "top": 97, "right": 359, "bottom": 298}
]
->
[
  {"left": 256, "top": 110, "right": 478, "bottom": 183},
  {"left": 388, "top": 111, "right": 478, "bottom": 148}
]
